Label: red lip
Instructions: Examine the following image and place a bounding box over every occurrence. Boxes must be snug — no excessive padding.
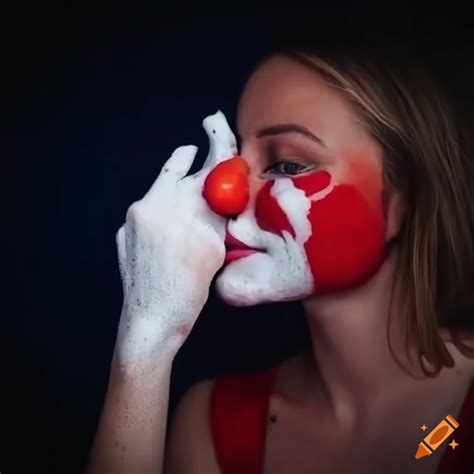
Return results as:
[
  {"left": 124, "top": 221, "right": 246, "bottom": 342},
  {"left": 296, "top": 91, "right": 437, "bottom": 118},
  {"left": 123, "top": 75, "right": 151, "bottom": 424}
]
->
[
  {"left": 224, "top": 231, "right": 262, "bottom": 263},
  {"left": 225, "top": 231, "right": 254, "bottom": 249}
]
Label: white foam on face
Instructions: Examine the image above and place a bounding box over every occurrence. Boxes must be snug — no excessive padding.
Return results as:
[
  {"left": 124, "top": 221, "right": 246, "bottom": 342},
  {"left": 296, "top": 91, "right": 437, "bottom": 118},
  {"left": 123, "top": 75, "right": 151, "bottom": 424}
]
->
[
  {"left": 270, "top": 178, "right": 312, "bottom": 244},
  {"left": 216, "top": 202, "right": 314, "bottom": 307}
]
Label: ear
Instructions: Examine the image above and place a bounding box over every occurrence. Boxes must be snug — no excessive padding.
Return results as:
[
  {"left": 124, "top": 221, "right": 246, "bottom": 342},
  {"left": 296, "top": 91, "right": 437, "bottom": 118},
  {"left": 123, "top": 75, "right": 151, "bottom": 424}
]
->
[{"left": 385, "top": 190, "right": 407, "bottom": 241}]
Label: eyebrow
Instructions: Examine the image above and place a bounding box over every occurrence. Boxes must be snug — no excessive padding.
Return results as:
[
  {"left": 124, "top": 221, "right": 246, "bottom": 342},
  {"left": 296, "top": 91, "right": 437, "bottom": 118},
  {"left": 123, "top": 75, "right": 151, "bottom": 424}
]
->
[{"left": 255, "top": 123, "right": 326, "bottom": 147}]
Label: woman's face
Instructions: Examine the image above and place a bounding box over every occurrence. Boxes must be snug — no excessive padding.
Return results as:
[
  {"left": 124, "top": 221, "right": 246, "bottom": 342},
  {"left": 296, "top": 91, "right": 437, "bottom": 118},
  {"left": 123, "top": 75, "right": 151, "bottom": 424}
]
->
[{"left": 215, "top": 55, "right": 401, "bottom": 307}]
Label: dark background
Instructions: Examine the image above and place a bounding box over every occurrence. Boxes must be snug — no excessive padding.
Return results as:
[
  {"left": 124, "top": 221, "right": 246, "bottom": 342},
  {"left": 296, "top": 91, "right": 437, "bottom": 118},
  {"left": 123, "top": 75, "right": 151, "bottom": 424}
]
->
[{"left": 3, "top": 6, "right": 474, "bottom": 473}]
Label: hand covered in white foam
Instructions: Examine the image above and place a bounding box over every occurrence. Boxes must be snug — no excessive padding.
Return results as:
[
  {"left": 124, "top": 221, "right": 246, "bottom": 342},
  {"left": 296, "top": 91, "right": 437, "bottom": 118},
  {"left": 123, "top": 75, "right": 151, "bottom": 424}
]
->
[{"left": 114, "top": 111, "right": 238, "bottom": 362}]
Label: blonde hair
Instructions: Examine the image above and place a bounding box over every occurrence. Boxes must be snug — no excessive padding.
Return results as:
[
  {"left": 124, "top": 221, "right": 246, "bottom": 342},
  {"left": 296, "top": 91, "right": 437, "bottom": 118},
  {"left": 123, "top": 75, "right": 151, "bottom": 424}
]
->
[{"left": 275, "top": 41, "right": 474, "bottom": 377}]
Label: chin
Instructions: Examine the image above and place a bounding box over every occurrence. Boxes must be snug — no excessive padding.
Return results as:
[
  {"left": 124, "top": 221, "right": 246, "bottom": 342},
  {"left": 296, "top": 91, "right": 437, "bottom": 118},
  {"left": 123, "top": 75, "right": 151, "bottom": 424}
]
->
[{"left": 215, "top": 251, "right": 314, "bottom": 307}]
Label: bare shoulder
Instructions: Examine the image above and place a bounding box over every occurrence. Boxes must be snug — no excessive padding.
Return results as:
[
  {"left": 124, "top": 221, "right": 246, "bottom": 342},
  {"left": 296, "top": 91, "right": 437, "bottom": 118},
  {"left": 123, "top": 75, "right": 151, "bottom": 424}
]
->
[{"left": 163, "top": 378, "right": 221, "bottom": 474}]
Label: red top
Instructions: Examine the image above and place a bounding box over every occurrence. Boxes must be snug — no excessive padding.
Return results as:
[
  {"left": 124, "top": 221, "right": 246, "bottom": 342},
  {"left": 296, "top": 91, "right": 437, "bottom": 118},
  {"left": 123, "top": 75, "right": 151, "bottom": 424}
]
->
[{"left": 210, "top": 366, "right": 474, "bottom": 474}]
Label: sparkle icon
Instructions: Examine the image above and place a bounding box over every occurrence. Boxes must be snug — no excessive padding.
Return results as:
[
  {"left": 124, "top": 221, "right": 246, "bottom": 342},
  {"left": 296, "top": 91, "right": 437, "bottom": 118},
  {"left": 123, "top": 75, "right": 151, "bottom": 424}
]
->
[
  {"left": 420, "top": 424, "right": 428, "bottom": 431},
  {"left": 448, "top": 439, "right": 459, "bottom": 450}
]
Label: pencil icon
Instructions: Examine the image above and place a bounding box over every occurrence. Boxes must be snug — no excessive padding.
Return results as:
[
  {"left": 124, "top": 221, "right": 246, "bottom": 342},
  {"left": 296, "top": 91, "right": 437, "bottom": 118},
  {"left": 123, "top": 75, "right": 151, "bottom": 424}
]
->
[{"left": 414, "top": 414, "right": 459, "bottom": 459}]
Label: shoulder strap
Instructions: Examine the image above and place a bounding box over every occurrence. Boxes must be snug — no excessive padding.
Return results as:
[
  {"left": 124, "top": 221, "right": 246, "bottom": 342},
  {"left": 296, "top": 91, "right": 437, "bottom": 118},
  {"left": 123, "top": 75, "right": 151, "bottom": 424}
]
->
[{"left": 209, "top": 367, "right": 278, "bottom": 474}]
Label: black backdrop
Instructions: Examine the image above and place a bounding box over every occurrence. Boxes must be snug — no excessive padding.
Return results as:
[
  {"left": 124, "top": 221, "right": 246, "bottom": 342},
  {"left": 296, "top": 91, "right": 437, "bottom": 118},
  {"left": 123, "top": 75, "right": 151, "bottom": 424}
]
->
[{"left": 4, "top": 7, "right": 474, "bottom": 473}]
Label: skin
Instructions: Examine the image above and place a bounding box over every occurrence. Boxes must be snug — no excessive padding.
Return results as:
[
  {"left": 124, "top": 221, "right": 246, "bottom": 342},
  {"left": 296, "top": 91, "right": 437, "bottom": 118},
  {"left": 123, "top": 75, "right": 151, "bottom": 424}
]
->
[{"left": 214, "top": 55, "right": 474, "bottom": 440}]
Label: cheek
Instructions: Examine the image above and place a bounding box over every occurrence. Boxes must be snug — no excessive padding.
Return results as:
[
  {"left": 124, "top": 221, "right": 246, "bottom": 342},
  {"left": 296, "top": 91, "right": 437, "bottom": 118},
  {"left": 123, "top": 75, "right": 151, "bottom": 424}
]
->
[
  {"left": 255, "top": 170, "right": 387, "bottom": 293},
  {"left": 304, "top": 184, "right": 387, "bottom": 293}
]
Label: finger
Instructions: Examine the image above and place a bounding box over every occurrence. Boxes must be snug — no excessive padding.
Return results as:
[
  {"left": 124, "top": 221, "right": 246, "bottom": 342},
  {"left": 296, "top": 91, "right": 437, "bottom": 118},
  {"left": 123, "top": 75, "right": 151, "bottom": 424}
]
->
[
  {"left": 116, "top": 225, "right": 126, "bottom": 259},
  {"left": 116, "top": 225, "right": 127, "bottom": 278},
  {"left": 201, "top": 110, "right": 238, "bottom": 170},
  {"left": 144, "top": 145, "right": 198, "bottom": 199}
]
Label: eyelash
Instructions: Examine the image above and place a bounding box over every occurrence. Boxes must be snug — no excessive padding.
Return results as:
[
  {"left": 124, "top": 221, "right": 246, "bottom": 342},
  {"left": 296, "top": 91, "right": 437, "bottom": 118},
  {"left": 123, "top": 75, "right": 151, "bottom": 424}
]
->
[
  {"left": 264, "top": 161, "right": 309, "bottom": 176},
  {"left": 261, "top": 146, "right": 317, "bottom": 176}
]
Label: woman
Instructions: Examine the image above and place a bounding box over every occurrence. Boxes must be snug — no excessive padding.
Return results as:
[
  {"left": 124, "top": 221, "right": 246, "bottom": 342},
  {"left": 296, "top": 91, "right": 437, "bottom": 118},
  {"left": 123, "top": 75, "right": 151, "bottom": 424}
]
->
[{"left": 87, "top": 32, "right": 474, "bottom": 473}]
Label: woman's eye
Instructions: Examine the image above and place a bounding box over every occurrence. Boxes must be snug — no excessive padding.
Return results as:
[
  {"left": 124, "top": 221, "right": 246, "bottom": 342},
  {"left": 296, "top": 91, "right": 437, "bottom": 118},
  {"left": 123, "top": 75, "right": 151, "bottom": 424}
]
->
[{"left": 264, "top": 161, "right": 309, "bottom": 176}]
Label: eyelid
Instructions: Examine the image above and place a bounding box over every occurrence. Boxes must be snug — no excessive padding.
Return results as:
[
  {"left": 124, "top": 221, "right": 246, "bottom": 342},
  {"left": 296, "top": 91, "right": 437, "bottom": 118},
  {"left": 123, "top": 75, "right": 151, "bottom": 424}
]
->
[{"left": 268, "top": 146, "right": 317, "bottom": 166}]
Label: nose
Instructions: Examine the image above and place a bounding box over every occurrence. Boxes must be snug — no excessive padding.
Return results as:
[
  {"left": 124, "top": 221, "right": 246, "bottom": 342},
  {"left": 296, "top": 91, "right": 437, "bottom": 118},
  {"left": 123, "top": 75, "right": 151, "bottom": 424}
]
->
[{"left": 202, "top": 155, "right": 250, "bottom": 217}]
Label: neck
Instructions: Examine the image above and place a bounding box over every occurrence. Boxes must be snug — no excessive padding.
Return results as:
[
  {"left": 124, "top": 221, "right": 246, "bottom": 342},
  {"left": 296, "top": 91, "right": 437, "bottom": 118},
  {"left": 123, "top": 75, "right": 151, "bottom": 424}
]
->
[{"left": 300, "top": 250, "right": 425, "bottom": 428}]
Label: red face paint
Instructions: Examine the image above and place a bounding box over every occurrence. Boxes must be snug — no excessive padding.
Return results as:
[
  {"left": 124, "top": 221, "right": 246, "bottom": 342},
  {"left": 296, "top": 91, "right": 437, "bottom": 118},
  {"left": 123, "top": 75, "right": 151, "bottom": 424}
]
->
[
  {"left": 255, "top": 181, "right": 296, "bottom": 238},
  {"left": 255, "top": 165, "right": 387, "bottom": 294},
  {"left": 292, "top": 170, "right": 331, "bottom": 195}
]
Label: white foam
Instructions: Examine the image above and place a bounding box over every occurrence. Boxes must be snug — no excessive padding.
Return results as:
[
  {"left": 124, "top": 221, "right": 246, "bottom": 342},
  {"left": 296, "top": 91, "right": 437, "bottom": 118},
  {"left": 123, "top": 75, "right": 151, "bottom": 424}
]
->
[
  {"left": 115, "top": 111, "right": 237, "bottom": 363},
  {"left": 270, "top": 178, "right": 312, "bottom": 244}
]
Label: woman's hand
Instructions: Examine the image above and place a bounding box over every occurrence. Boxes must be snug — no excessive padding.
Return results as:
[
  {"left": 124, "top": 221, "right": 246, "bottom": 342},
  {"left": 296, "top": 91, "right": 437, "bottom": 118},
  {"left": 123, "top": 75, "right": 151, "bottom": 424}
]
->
[{"left": 114, "top": 111, "right": 238, "bottom": 364}]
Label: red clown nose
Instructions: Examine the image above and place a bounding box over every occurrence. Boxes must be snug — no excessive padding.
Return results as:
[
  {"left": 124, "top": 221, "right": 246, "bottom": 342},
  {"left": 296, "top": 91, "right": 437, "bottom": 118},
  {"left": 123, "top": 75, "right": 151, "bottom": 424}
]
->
[{"left": 202, "top": 156, "right": 250, "bottom": 216}]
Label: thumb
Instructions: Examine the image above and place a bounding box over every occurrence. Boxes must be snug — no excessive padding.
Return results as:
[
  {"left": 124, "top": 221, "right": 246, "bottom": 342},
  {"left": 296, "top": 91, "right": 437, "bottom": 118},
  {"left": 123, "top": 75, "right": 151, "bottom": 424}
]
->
[{"left": 201, "top": 110, "right": 238, "bottom": 170}]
